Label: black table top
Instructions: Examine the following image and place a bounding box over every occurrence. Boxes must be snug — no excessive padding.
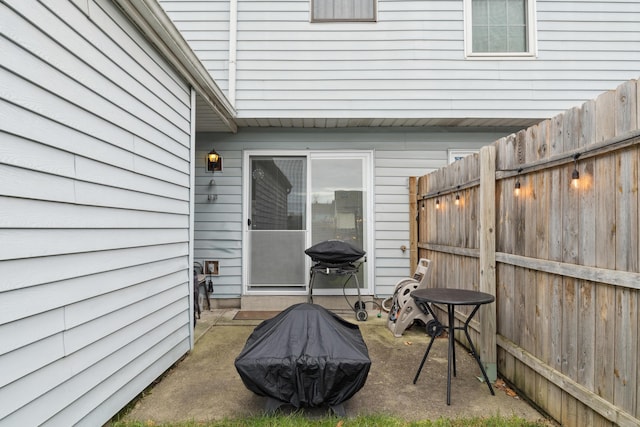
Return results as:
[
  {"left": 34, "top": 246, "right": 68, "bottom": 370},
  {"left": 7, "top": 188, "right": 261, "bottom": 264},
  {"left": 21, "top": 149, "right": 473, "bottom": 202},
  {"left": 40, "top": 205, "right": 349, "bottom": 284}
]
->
[{"left": 411, "top": 288, "right": 495, "bottom": 306}]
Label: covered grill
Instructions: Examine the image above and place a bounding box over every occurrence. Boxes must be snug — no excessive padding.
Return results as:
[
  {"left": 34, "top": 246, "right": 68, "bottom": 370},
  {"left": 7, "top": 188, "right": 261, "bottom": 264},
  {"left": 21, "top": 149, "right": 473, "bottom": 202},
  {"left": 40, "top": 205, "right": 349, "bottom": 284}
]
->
[
  {"left": 234, "top": 303, "right": 371, "bottom": 415},
  {"left": 305, "top": 240, "right": 368, "bottom": 321}
]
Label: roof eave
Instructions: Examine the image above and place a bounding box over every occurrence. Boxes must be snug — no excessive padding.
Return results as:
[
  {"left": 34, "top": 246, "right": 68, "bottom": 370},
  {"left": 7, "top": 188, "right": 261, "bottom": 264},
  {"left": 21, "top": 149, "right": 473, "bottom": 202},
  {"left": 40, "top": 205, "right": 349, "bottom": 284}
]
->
[{"left": 115, "top": 0, "right": 237, "bottom": 133}]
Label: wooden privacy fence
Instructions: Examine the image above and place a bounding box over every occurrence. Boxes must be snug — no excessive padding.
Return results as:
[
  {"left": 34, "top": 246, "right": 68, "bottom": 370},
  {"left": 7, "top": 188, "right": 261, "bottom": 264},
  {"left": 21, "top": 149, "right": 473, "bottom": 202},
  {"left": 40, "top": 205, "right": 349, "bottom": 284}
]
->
[{"left": 411, "top": 78, "right": 640, "bottom": 427}]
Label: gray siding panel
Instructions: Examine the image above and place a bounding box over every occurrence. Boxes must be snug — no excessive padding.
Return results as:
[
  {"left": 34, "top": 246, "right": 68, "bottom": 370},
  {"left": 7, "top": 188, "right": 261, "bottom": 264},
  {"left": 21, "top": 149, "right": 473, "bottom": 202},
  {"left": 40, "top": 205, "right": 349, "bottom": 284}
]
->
[
  {"left": 162, "top": 0, "right": 640, "bottom": 120},
  {"left": 194, "top": 147, "right": 243, "bottom": 297},
  {"left": 159, "top": 0, "right": 231, "bottom": 93},
  {"left": 0, "top": 1, "right": 193, "bottom": 425},
  {"left": 195, "top": 128, "right": 509, "bottom": 298}
]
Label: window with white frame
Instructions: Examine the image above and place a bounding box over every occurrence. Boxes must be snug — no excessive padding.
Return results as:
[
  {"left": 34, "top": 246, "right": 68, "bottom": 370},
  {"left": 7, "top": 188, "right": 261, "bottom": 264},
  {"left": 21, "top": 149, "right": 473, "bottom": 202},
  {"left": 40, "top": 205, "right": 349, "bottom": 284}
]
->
[
  {"left": 311, "top": 0, "right": 376, "bottom": 22},
  {"left": 465, "top": 0, "right": 536, "bottom": 57}
]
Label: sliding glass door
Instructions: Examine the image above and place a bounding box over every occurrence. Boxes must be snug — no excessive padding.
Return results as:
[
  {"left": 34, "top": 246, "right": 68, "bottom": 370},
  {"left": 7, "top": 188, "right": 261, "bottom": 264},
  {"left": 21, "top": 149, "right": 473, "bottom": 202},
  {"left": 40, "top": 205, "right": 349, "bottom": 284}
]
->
[{"left": 244, "top": 151, "right": 372, "bottom": 295}]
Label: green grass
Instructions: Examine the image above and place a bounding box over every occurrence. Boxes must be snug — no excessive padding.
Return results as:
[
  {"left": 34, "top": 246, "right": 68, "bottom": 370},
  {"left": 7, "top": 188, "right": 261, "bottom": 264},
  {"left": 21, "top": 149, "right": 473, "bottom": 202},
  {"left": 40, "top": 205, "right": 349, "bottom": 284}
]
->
[{"left": 109, "top": 413, "right": 550, "bottom": 427}]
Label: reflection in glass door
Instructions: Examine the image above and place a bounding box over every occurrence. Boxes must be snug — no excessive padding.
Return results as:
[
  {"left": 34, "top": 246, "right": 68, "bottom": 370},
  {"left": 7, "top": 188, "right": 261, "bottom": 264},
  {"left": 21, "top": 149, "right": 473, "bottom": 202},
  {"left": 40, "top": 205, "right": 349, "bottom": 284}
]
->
[
  {"left": 247, "top": 156, "right": 307, "bottom": 291},
  {"left": 309, "top": 155, "right": 370, "bottom": 293}
]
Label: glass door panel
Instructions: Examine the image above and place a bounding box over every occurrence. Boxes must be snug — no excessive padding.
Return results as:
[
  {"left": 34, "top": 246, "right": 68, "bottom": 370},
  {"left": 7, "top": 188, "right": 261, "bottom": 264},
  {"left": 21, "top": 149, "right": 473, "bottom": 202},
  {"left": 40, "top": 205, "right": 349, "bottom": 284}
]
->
[
  {"left": 247, "top": 156, "right": 306, "bottom": 289},
  {"left": 310, "top": 156, "right": 368, "bottom": 291}
]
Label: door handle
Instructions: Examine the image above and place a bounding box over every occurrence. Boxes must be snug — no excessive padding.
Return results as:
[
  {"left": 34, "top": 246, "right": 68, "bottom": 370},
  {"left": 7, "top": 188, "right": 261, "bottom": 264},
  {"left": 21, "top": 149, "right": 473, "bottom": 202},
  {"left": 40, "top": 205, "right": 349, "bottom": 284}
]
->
[{"left": 248, "top": 218, "right": 252, "bottom": 227}]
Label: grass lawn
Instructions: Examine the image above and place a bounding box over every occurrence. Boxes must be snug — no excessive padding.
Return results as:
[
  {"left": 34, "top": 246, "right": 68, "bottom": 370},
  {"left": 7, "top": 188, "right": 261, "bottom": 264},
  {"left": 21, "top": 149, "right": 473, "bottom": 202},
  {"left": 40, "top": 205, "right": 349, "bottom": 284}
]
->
[{"left": 110, "top": 413, "right": 552, "bottom": 427}]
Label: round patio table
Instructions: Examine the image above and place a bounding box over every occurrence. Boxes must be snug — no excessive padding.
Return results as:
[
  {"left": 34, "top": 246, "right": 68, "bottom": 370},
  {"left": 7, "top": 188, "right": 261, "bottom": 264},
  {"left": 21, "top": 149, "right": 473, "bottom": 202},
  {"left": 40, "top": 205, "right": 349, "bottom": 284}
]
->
[{"left": 411, "top": 288, "right": 495, "bottom": 405}]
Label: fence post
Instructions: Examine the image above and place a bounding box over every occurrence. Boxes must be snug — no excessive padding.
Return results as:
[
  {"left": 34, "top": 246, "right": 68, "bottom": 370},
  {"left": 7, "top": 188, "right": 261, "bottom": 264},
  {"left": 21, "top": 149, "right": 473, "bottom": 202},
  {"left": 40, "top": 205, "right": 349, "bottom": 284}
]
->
[
  {"left": 479, "top": 145, "right": 497, "bottom": 381},
  {"left": 409, "top": 176, "right": 418, "bottom": 271}
]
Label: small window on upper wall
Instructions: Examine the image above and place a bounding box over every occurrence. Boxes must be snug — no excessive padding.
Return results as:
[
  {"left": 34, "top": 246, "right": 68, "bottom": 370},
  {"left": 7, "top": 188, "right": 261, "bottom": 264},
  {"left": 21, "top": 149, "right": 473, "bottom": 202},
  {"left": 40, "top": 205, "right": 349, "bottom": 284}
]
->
[
  {"left": 311, "top": 0, "right": 376, "bottom": 22},
  {"left": 465, "top": 0, "right": 536, "bottom": 57}
]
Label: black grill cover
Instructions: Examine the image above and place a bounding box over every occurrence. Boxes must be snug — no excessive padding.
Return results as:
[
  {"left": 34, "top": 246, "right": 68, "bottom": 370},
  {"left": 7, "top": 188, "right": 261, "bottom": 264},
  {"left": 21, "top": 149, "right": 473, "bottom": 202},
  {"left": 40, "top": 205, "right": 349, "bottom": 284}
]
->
[
  {"left": 304, "top": 240, "right": 365, "bottom": 265},
  {"left": 234, "top": 303, "right": 371, "bottom": 408}
]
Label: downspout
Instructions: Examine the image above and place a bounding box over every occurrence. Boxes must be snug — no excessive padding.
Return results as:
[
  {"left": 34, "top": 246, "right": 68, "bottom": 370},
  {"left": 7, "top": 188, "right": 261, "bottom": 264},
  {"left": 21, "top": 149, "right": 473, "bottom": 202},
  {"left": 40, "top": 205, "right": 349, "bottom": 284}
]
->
[{"left": 228, "top": 0, "right": 238, "bottom": 106}]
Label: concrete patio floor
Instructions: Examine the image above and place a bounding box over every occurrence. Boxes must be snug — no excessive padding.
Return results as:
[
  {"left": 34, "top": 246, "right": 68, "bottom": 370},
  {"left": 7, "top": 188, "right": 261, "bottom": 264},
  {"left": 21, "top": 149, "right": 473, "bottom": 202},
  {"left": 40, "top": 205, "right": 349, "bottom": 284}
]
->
[{"left": 121, "top": 308, "right": 554, "bottom": 424}]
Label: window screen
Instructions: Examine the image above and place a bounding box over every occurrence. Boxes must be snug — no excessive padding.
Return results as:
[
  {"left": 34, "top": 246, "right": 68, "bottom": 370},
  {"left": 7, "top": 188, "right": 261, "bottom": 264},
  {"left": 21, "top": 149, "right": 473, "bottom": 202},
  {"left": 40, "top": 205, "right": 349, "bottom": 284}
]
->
[
  {"left": 312, "top": 0, "right": 376, "bottom": 22},
  {"left": 472, "top": 0, "right": 528, "bottom": 53}
]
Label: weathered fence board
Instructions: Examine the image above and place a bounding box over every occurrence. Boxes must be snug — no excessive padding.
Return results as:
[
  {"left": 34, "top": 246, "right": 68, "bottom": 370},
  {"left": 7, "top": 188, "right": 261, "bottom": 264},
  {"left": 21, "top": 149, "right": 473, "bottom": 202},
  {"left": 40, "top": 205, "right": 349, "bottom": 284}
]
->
[
  {"left": 593, "top": 88, "right": 619, "bottom": 427},
  {"left": 414, "top": 78, "right": 640, "bottom": 427}
]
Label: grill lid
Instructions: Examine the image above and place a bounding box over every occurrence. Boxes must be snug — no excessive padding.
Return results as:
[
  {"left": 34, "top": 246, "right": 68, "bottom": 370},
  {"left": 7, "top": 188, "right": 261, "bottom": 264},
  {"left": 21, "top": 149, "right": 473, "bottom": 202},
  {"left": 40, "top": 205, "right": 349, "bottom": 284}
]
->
[{"left": 304, "top": 239, "right": 365, "bottom": 264}]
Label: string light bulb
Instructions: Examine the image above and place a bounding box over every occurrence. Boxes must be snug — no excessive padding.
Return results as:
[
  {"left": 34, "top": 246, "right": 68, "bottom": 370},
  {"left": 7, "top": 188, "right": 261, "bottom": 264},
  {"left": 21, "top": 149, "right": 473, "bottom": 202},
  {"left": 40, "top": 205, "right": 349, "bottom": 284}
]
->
[
  {"left": 514, "top": 169, "right": 522, "bottom": 197},
  {"left": 435, "top": 192, "right": 440, "bottom": 209},
  {"left": 454, "top": 186, "right": 461, "bottom": 205},
  {"left": 571, "top": 153, "right": 581, "bottom": 189}
]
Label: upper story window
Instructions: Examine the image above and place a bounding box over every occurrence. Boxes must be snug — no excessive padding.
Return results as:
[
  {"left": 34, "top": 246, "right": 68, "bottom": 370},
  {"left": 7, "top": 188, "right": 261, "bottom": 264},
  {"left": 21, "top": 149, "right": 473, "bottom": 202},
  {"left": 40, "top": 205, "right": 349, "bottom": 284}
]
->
[
  {"left": 465, "top": 0, "right": 536, "bottom": 57},
  {"left": 311, "top": 0, "right": 376, "bottom": 22}
]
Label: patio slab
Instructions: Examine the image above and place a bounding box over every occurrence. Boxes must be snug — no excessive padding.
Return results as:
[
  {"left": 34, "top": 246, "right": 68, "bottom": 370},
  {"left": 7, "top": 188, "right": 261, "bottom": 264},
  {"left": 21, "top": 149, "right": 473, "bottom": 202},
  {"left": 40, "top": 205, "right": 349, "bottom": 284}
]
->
[{"left": 121, "top": 308, "right": 553, "bottom": 424}]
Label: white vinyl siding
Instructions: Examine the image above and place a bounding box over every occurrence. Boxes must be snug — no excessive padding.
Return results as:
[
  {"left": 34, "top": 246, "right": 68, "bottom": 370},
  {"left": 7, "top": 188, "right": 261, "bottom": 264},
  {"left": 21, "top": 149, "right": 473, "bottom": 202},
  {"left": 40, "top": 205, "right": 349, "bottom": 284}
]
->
[
  {"left": 161, "top": 0, "right": 640, "bottom": 122},
  {"left": 0, "top": 1, "right": 193, "bottom": 425},
  {"left": 312, "top": 0, "right": 376, "bottom": 22},
  {"left": 159, "top": 0, "right": 231, "bottom": 95},
  {"left": 195, "top": 128, "right": 512, "bottom": 298},
  {"left": 194, "top": 146, "right": 243, "bottom": 298}
]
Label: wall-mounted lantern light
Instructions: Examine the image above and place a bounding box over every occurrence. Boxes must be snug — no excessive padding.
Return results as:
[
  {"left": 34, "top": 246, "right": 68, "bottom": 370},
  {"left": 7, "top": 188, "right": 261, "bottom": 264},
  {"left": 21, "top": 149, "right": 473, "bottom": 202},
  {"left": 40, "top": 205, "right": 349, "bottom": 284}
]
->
[{"left": 207, "top": 149, "right": 221, "bottom": 173}]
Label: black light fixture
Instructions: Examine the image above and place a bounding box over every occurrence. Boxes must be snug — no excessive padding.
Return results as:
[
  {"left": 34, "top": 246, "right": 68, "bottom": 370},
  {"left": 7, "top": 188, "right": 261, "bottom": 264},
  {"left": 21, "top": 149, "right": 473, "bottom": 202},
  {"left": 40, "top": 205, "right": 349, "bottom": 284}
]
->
[
  {"left": 207, "top": 149, "right": 220, "bottom": 173},
  {"left": 571, "top": 153, "right": 581, "bottom": 189}
]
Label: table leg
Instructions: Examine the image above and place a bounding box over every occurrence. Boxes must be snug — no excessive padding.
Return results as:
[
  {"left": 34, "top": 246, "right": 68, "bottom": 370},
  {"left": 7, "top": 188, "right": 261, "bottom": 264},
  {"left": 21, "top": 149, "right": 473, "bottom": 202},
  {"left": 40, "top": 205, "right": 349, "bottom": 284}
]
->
[
  {"left": 413, "top": 333, "right": 437, "bottom": 384},
  {"left": 449, "top": 305, "right": 457, "bottom": 377},
  {"left": 447, "top": 304, "right": 455, "bottom": 405},
  {"left": 463, "top": 305, "right": 495, "bottom": 396}
]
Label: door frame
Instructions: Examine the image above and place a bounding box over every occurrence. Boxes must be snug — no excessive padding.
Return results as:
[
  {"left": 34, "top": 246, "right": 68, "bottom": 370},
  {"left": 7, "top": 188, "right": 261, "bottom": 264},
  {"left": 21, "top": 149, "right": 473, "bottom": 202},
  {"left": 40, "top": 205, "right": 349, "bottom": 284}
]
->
[{"left": 242, "top": 149, "right": 375, "bottom": 296}]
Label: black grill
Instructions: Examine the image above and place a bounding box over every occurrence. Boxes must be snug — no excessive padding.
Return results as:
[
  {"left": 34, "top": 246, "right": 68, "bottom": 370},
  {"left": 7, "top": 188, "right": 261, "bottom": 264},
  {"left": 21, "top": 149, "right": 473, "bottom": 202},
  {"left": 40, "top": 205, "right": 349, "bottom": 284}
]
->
[
  {"left": 304, "top": 239, "right": 365, "bottom": 266},
  {"left": 305, "top": 240, "right": 368, "bottom": 321}
]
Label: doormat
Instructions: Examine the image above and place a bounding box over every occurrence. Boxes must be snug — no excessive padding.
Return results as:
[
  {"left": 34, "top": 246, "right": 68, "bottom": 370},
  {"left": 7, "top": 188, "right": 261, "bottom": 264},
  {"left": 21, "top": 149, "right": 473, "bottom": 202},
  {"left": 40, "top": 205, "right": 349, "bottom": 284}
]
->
[{"left": 233, "top": 311, "right": 280, "bottom": 320}]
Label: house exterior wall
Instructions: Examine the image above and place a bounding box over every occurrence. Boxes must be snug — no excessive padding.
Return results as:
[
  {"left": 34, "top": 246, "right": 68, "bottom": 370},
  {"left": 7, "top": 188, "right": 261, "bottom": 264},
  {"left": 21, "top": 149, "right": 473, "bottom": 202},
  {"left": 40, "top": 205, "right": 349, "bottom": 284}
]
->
[
  {"left": 0, "top": 1, "right": 194, "bottom": 425},
  {"left": 195, "top": 128, "right": 515, "bottom": 299},
  {"left": 160, "top": 0, "right": 640, "bottom": 120},
  {"left": 160, "top": 0, "right": 232, "bottom": 94}
]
